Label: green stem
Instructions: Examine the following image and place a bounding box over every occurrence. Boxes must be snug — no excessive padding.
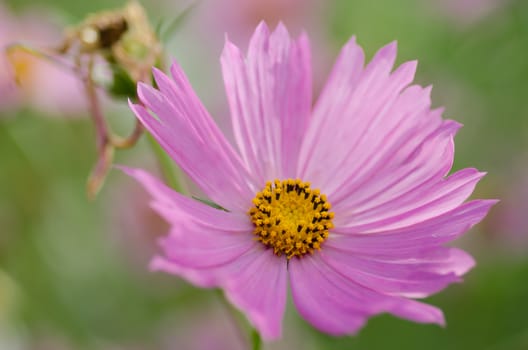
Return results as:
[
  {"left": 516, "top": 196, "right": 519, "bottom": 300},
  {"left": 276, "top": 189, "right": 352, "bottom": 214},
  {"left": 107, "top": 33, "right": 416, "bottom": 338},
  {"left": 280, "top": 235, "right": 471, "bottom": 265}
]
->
[
  {"left": 145, "top": 132, "right": 185, "bottom": 194},
  {"left": 251, "top": 328, "right": 262, "bottom": 350},
  {"left": 215, "top": 290, "right": 247, "bottom": 348},
  {"left": 214, "top": 290, "right": 263, "bottom": 350}
]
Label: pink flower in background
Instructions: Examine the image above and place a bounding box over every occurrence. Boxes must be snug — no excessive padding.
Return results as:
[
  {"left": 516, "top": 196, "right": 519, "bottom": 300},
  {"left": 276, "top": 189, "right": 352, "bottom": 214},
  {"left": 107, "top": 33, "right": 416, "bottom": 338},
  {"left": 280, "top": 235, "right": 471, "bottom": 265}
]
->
[
  {"left": 105, "top": 173, "right": 169, "bottom": 273},
  {"left": 157, "top": 300, "right": 311, "bottom": 350},
  {"left": 428, "top": 0, "right": 504, "bottom": 26},
  {"left": 199, "top": 0, "right": 323, "bottom": 44},
  {"left": 124, "top": 23, "right": 496, "bottom": 339},
  {"left": 168, "top": 0, "right": 325, "bottom": 44},
  {"left": 486, "top": 160, "right": 528, "bottom": 254},
  {"left": 0, "top": 3, "right": 85, "bottom": 116}
]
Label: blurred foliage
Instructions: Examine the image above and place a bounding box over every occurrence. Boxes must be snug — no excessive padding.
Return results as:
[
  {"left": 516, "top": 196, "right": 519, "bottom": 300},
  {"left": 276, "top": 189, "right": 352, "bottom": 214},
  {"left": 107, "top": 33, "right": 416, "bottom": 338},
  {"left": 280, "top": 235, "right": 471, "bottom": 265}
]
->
[
  {"left": 107, "top": 64, "right": 137, "bottom": 100},
  {"left": 1, "top": 0, "right": 528, "bottom": 349},
  {"left": 0, "top": 116, "right": 197, "bottom": 346}
]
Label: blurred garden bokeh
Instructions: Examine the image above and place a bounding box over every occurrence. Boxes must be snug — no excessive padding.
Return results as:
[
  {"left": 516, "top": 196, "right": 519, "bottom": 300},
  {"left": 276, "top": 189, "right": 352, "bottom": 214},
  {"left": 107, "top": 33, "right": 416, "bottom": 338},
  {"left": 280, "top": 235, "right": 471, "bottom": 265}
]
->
[{"left": 1, "top": 0, "right": 528, "bottom": 349}]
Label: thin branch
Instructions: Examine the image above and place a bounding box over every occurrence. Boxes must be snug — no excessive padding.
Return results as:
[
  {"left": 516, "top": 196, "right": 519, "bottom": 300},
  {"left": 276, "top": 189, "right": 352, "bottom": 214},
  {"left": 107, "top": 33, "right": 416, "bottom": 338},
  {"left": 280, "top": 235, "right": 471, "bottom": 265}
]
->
[
  {"left": 110, "top": 119, "right": 144, "bottom": 149},
  {"left": 83, "top": 55, "right": 114, "bottom": 199}
]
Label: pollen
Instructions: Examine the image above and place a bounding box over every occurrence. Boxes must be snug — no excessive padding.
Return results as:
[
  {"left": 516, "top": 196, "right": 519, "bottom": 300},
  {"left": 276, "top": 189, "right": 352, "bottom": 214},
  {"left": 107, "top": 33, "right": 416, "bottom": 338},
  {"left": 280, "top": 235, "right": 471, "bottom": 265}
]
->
[{"left": 249, "top": 179, "right": 334, "bottom": 259}]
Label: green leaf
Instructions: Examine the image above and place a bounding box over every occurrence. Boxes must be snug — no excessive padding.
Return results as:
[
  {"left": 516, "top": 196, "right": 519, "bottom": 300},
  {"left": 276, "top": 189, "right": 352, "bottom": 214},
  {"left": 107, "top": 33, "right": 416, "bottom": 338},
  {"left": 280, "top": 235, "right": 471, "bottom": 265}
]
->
[{"left": 191, "top": 196, "right": 229, "bottom": 212}]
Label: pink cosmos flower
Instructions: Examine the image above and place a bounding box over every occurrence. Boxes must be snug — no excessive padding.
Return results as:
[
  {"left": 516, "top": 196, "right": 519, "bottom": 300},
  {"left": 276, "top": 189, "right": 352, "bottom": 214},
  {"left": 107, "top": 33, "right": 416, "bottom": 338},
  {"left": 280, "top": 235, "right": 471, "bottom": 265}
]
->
[{"left": 123, "top": 22, "right": 496, "bottom": 340}]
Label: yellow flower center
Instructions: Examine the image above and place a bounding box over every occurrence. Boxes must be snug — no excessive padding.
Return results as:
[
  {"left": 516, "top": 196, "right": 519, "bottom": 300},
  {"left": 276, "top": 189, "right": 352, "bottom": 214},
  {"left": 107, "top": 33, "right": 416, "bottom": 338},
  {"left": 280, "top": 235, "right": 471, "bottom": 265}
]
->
[{"left": 249, "top": 179, "right": 334, "bottom": 259}]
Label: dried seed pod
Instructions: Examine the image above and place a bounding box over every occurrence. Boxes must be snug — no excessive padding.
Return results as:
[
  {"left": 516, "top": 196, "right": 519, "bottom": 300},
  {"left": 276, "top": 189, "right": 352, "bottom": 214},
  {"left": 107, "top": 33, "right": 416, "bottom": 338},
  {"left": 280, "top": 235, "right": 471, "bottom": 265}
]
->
[{"left": 58, "top": 1, "right": 163, "bottom": 83}]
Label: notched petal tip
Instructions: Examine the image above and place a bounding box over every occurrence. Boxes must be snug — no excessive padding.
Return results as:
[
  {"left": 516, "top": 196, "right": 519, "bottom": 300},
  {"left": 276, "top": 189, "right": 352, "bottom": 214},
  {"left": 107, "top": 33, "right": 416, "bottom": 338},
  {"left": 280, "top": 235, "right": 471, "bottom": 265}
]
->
[
  {"left": 386, "top": 40, "right": 398, "bottom": 50},
  {"left": 396, "top": 300, "right": 446, "bottom": 327},
  {"left": 168, "top": 59, "right": 191, "bottom": 86},
  {"left": 436, "top": 312, "right": 447, "bottom": 327},
  {"left": 441, "top": 119, "right": 464, "bottom": 135},
  {"left": 255, "top": 20, "right": 271, "bottom": 34},
  {"left": 128, "top": 100, "right": 156, "bottom": 125},
  {"left": 450, "top": 120, "right": 464, "bottom": 133},
  {"left": 248, "top": 21, "right": 271, "bottom": 48},
  {"left": 423, "top": 84, "right": 434, "bottom": 95},
  {"left": 432, "top": 106, "right": 446, "bottom": 115},
  {"left": 407, "top": 59, "right": 419, "bottom": 69},
  {"left": 452, "top": 250, "right": 476, "bottom": 276},
  {"left": 151, "top": 65, "right": 164, "bottom": 77},
  {"left": 367, "top": 40, "right": 398, "bottom": 72},
  {"left": 396, "top": 59, "right": 418, "bottom": 77},
  {"left": 149, "top": 255, "right": 168, "bottom": 272},
  {"left": 136, "top": 81, "right": 153, "bottom": 100},
  {"left": 273, "top": 21, "right": 290, "bottom": 37},
  {"left": 221, "top": 38, "right": 243, "bottom": 62},
  {"left": 169, "top": 58, "right": 182, "bottom": 70},
  {"left": 460, "top": 199, "right": 499, "bottom": 232},
  {"left": 378, "top": 40, "right": 398, "bottom": 58},
  {"left": 342, "top": 34, "right": 359, "bottom": 50},
  {"left": 482, "top": 198, "right": 500, "bottom": 207},
  {"left": 298, "top": 29, "right": 310, "bottom": 42},
  {"left": 137, "top": 82, "right": 168, "bottom": 112},
  {"left": 127, "top": 98, "right": 137, "bottom": 112},
  {"left": 114, "top": 164, "right": 135, "bottom": 175},
  {"left": 151, "top": 66, "right": 169, "bottom": 86}
]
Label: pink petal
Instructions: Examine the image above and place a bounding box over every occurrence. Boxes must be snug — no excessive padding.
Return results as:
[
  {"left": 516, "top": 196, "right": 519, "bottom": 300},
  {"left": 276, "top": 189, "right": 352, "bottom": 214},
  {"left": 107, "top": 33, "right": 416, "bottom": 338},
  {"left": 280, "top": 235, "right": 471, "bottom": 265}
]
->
[
  {"left": 334, "top": 167, "right": 486, "bottom": 231},
  {"left": 123, "top": 166, "right": 289, "bottom": 338},
  {"left": 299, "top": 41, "right": 412, "bottom": 185},
  {"left": 323, "top": 89, "right": 450, "bottom": 205},
  {"left": 131, "top": 66, "right": 256, "bottom": 212},
  {"left": 297, "top": 35, "right": 366, "bottom": 183},
  {"left": 328, "top": 106, "right": 453, "bottom": 207},
  {"left": 221, "top": 22, "right": 312, "bottom": 183},
  {"left": 224, "top": 249, "right": 288, "bottom": 340},
  {"left": 298, "top": 40, "right": 461, "bottom": 213},
  {"left": 289, "top": 254, "right": 445, "bottom": 336},
  {"left": 329, "top": 199, "right": 498, "bottom": 249},
  {"left": 154, "top": 248, "right": 289, "bottom": 341},
  {"left": 120, "top": 167, "right": 258, "bottom": 287},
  {"left": 320, "top": 246, "right": 474, "bottom": 298},
  {"left": 157, "top": 223, "right": 255, "bottom": 271},
  {"left": 119, "top": 167, "right": 249, "bottom": 228},
  {"left": 121, "top": 23, "right": 497, "bottom": 340}
]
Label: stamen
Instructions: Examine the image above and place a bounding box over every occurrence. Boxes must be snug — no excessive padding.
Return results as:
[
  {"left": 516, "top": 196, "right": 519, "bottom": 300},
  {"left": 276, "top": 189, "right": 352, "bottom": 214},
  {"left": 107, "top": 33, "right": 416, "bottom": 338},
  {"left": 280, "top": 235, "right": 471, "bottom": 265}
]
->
[{"left": 249, "top": 179, "right": 334, "bottom": 259}]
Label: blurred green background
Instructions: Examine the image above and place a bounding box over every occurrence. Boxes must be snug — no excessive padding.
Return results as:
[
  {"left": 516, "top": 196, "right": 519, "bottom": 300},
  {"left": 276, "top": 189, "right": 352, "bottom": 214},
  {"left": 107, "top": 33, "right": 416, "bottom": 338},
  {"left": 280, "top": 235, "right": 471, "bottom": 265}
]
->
[{"left": 1, "top": 0, "right": 528, "bottom": 349}]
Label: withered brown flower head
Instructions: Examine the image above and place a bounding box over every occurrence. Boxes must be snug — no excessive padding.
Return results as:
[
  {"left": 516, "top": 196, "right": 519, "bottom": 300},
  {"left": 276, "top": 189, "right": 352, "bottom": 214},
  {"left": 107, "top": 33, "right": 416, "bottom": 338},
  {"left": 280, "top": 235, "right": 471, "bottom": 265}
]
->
[{"left": 61, "top": 1, "right": 163, "bottom": 83}]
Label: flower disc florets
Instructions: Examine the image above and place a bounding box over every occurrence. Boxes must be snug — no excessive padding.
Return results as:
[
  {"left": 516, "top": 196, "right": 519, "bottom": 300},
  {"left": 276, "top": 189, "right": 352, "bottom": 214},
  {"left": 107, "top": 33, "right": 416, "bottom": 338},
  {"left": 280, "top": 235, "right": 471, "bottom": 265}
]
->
[{"left": 249, "top": 179, "right": 334, "bottom": 258}]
